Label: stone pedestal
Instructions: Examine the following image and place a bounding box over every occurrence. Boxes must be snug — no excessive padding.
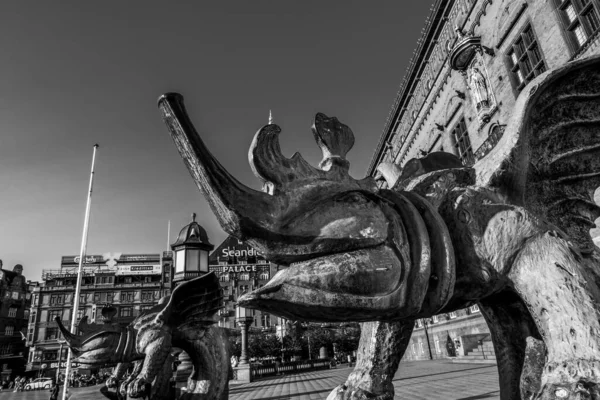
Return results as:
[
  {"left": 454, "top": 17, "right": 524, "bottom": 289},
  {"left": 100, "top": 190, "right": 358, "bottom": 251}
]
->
[{"left": 234, "top": 364, "right": 252, "bottom": 383}]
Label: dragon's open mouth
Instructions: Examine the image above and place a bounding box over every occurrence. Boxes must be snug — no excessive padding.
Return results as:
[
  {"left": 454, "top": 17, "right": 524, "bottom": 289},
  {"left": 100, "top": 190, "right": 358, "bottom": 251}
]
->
[{"left": 237, "top": 244, "right": 409, "bottom": 322}]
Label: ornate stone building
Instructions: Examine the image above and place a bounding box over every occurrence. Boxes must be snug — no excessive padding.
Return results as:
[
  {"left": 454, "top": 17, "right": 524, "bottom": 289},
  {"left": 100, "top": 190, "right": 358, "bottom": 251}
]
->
[
  {"left": 0, "top": 262, "right": 35, "bottom": 381},
  {"left": 368, "top": 0, "right": 600, "bottom": 360},
  {"left": 26, "top": 252, "right": 173, "bottom": 377},
  {"left": 208, "top": 235, "right": 280, "bottom": 331}
]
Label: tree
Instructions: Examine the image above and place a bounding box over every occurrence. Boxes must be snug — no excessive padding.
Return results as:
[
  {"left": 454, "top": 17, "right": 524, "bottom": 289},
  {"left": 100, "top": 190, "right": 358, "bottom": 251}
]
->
[{"left": 248, "top": 333, "right": 281, "bottom": 359}]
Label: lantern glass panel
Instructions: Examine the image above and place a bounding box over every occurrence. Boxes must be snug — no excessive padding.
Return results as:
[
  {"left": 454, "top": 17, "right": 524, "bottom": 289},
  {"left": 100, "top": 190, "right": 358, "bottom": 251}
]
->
[
  {"left": 175, "top": 250, "right": 186, "bottom": 273},
  {"left": 186, "top": 249, "right": 200, "bottom": 272}
]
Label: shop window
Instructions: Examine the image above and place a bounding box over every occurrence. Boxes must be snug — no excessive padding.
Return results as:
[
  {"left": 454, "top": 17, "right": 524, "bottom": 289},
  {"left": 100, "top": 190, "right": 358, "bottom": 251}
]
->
[
  {"left": 556, "top": 0, "right": 600, "bottom": 51},
  {"left": 452, "top": 118, "right": 475, "bottom": 166},
  {"left": 8, "top": 307, "right": 17, "bottom": 318},
  {"left": 506, "top": 23, "right": 546, "bottom": 92}
]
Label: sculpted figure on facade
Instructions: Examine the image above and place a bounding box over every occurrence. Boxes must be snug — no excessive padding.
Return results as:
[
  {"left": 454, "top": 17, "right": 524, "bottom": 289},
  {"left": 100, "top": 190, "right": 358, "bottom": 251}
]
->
[
  {"left": 469, "top": 67, "right": 489, "bottom": 109},
  {"left": 161, "top": 54, "right": 600, "bottom": 400},
  {"left": 56, "top": 273, "right": 230, "bottom": 400}
]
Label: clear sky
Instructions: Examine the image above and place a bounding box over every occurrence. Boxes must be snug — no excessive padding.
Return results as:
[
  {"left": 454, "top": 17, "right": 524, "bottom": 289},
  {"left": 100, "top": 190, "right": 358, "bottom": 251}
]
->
[{"left": 0, "top": 1, "right": 434, "bottom": 280}]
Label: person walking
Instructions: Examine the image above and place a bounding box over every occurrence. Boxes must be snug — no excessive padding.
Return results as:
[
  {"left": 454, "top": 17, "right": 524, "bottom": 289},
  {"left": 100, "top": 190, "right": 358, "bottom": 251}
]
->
[{"left": 49, "top": 378, "right": 59, "bottom": 400}]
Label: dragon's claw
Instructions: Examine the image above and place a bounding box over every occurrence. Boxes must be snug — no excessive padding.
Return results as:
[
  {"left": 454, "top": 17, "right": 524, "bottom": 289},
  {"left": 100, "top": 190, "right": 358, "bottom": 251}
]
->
[
  {"left": 105, "top": 377, "right": 119, "bottom": 388},
  {"left": 128, "top": 377, "right": 151, "bottom": 398}
]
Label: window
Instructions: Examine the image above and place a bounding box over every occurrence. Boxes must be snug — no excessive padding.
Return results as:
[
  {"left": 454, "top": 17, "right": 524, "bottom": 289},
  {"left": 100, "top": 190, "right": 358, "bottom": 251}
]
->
[
  {"left": 4, "top": 326, "right": 14, "bottom": 336},
  {"left": 50, "top": 294, "right": 65, "bottom": 305},
  {"left": 419, "top": 342, "right": 424, "bottom": 355},
  {"left": 97, "top": 276, "right": 113, "bottom": 285},
  {"left": 449, "top": 311, "right": 458, "bottom": 319},
  {"left": 261, "top": 314, "right": 271, "bottom": 327},
  {"left": 239, "top": 285, "right": 249, "bottom": 295},
  {"left": 120, "top": 307, "right": 132, "bottom": 317},
  {"left": 79, "top": 294, "right": 87, "bottom": 304},
  {"left": 141, "top": 291, "right": 154, "bottom": 302},
  {"left": 239, "top": 273, "right": 250, "bottom": 281},
  {"left": 557, "top": 0, "right": 600, "bottom": 51},
  {"left": 94, "top": 292, "right": 113, "bottom": 304},
  {"left": 48, "top": 310, "right": 61, "bottom": 322},
  {"left": 435, "top": 340, "right": 441, "bottom": 354},
  {"left": 77, "top": 308, "right": 86, "bottom": 320},
  {"left": 220, "top": 274, "right": 230, "bottom": 282},
  {"left": 144, "top": 276, "right": 152, "bottom": 283},
  {"left": 45, "top": 328, "right": 58, "bottom": 340},
  {"left": 121, "top": 291, "right": 135, "bottom": 303},
  {"left": 470, "top": 304, "right": 480, "bottom": 313},
  {"left": 0, "top": 345, "right": 12, "bottom": 355},
  {"left": 259, "top": 272, "right": 270, "bottom": 281},
  {"left": 24, "top": 309, "right": 29, "bottom": 319},
  {"left": 452, "top": 118, "right": 475, "bottom": 166},
  {"left": 506, "top": 24, "right": 546, "bottom": 91},
  {"left": 8, "top": 307, "right": 17, "bottom": 318},
  {"left": 43, "top": 350, "right": 58, "bottom": 361},
  {"left": 432, "top": 315, "right": 439, "bottom": 323},
  {"left": 141, "top": 305, "right": 154, "bottom": 313}
]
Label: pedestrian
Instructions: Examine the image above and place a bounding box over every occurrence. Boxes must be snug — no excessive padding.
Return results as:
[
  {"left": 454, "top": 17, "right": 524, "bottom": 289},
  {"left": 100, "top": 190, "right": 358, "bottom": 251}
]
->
[{"left": 49, "top": 378, "right": 59, "bottom": 400}]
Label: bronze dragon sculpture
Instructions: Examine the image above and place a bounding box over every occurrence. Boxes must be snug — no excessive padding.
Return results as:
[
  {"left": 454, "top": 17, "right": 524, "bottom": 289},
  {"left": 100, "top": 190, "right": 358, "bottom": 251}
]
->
[
  {"left": 159, "top": 54, "right": 600, "bottom": 400},
  {"left": 56, "top": 273, "right": 230, "bottom": 400}
]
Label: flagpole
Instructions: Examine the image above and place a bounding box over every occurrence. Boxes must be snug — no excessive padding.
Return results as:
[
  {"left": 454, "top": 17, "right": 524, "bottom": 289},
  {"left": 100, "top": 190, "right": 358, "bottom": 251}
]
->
[
  {"left": 167, "top": 220, "right": 171, "bottom": 250},
  {"left": 62, "top": 144, "right": 99, "bottom": 400}
]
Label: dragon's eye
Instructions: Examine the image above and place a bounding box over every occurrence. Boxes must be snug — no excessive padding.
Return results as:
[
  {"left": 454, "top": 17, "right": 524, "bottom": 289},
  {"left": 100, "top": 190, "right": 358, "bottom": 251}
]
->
[{"left": 338, "top": 192, "right": 368, "bottom": 205}]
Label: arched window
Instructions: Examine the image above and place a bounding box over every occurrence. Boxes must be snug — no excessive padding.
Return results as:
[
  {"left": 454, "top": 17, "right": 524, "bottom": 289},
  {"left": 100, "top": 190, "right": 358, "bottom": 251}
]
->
[
  {"left": 259, "top": 272, "right": 269, "bottom": 281},
  {"left": 452, "top": 118, "right": 475, "bottom": 166},
  {"left": 239, "top": 273, "right": 250, "bottom": 281}
]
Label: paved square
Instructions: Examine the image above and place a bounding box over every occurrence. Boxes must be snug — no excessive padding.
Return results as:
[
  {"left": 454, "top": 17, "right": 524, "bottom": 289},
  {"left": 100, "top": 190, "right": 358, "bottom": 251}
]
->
[
  {"left": 229, "top": 360, "right": 500, "bottom": 400},
  {"left": 0, "top": 361, "right": 499, "bottom": 399}
]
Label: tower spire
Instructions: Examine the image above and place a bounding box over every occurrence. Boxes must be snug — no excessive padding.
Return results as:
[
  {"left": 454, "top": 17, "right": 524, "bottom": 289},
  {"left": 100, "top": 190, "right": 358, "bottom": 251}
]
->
[{"left": 268, "top": 110, "right": 273, "bottom": 125}]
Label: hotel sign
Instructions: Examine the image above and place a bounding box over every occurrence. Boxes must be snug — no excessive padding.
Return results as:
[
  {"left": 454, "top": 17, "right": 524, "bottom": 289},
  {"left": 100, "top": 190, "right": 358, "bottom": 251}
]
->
[
  {"left": 115, "top": 265, "right": 162, "bottom": 276},
  {"left": 219, "top": 265, "right": 258, "bottom": 273},
  {"left": 220, "top": 247, "right": 262, "bottom": 257}
]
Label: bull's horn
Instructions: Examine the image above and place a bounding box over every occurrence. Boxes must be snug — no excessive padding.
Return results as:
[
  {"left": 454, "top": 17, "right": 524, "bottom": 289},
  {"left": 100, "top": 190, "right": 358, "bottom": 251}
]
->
[
  {"left": 54, "top": 316, "right": 81, "bottom": 347},
  {"left": 158, "top": 93, "right": 277, "bottom": 237}
]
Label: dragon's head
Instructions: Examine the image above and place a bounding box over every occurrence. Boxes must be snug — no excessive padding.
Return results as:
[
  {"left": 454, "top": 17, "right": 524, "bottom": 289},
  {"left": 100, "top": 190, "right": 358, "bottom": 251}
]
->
[
  {"left": 55, "top": 315, "right": 134, "bottom": 366},
  {"left": 159, "top": 94, "right": 444, "bottom": 322}
]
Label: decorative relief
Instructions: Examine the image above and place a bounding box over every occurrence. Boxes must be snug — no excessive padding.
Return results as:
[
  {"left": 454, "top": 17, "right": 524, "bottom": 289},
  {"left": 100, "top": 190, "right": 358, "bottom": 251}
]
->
[{"left": 466, "top": 54, "right": 497, "bottom": 125}]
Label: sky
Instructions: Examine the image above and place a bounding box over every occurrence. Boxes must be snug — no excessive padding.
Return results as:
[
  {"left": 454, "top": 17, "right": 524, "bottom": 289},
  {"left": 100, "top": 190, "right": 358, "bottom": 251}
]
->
[{"left": 0, "top": 1, "right": 434, "bottom": 280}]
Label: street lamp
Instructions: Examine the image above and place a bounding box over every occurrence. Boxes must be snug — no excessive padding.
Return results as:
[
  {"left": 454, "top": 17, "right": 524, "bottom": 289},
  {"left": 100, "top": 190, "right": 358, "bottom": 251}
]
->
[
  {"left": 171, "top": 213, "right": 214, "bottom": 284},
  {"left": 235, "top": 305, "right": 254, "bottom": 365},
  {"left": 56, "top": 340, "right": 67, "bottom": 382}
]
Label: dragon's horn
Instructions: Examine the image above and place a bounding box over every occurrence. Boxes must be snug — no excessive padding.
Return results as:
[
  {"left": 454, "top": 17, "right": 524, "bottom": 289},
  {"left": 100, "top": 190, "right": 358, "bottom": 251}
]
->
[
  {"left": 158, "top": 93, "right": 277, "bottom": 237},
  {"left": 54, "top": 316, "right": 81, "bottom": 347}
]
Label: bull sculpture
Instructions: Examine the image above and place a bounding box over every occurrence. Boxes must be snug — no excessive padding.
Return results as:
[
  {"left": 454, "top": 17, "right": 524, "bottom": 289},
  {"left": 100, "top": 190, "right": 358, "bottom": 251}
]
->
[{"left": 159, "top": 54, "right": 600, "bottom": 400}]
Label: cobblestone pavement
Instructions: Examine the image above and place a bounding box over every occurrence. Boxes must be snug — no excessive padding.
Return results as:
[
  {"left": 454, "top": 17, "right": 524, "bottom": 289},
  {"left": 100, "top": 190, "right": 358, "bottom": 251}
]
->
[
  {"left": 229, "top": 360, "right": 500, "bottom": 400},
  {"left": 0, "top": 361, "right": 500, "bottom": 400}
]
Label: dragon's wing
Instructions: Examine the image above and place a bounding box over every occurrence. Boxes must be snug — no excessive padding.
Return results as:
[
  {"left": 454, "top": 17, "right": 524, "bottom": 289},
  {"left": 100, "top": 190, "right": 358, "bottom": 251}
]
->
[
  {"left": 156, "top": 272, "right": 223, "bottom": 329},
  {"left": 476, "top": 54, "right": 600, "bottom": 252}
]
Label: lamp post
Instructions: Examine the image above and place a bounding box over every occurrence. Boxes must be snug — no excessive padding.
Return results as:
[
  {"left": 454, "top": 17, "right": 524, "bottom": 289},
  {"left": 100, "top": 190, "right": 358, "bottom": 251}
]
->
[
  {"left": 235, "top": 305, "right": 254, "bottom": 365},
  {"left": 422, "top": 319, "right": 433, "bottom": 360},
  {"left": 56, "top": 340, "right": 66, "bottom": 383}
]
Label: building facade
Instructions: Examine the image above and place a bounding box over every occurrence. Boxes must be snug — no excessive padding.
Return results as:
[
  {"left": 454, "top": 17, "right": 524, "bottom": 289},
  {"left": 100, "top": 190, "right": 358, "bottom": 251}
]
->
[
  {"left": 0, "top": 263, "right": 34, "bottom": 381},
  {"left": 209, "top": 235, "right": 280, "bottom": 331},
  {"left": 26, "top": 252, "right": 173, "bottom": 377},
  {"left": 367, "top": 0, "right": 600, "bottom": 360}
]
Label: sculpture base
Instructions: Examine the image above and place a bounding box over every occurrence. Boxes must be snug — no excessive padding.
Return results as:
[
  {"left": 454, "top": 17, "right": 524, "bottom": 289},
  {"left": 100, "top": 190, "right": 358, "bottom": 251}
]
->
[{"left": 233, "top": 364, "right": 252, "bottom": 383}]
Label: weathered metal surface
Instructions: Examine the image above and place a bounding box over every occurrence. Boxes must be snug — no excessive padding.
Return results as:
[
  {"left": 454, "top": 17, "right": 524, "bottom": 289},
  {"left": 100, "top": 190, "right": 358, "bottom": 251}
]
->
[
  {"left": 57, "top": 273, "right": 229, "bottom": 400},
  {"left": 161, "top": 54, "right": 600, "bottom": 399}
]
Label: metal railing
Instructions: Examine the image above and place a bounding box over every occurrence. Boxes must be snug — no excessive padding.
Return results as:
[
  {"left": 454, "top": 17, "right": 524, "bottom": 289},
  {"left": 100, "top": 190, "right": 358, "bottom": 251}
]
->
[{"left": 249, "top": 359, "right": 332, "bottom": 379}]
